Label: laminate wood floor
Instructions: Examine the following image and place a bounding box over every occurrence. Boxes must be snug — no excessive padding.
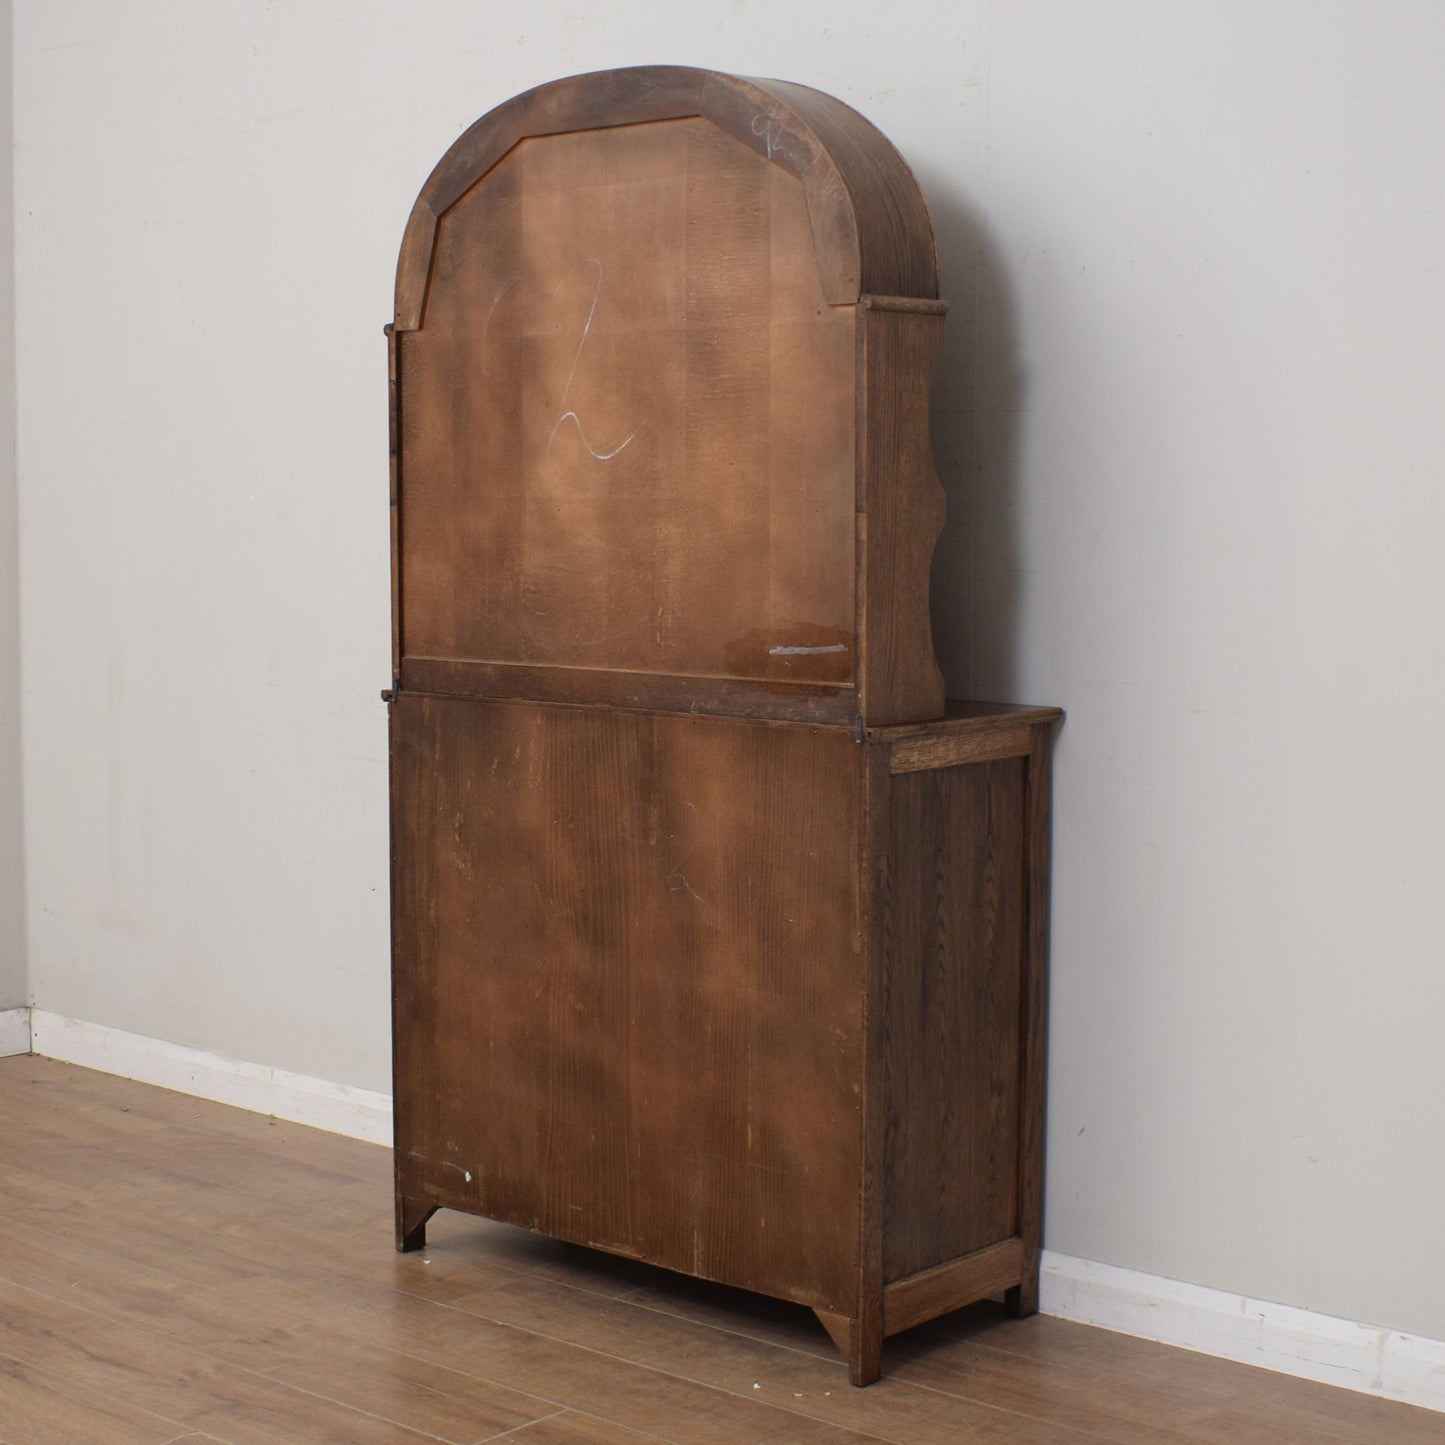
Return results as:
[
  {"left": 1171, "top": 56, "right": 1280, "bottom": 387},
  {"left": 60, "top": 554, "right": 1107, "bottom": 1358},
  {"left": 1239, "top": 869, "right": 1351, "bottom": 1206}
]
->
[{"left": 0, "top": 1056, "right": 1436, "bottom": 1444}]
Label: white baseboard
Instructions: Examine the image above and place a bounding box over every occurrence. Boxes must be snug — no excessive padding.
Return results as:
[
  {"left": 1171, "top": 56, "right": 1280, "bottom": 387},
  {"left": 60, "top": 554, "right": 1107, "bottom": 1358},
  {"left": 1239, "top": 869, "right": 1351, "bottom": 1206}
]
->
[
  {"left": 27, "top": 1009, "right": 392, "bottom": 1146},
  {"left": 0, "top": 1006, "right": 31, "bottom": 1058},
  {"left": 17, "top": 1009, "right": 1443, "bottom": 1414},
  {"left": 1041, "top": 1251, "right": 1445, "bottom": 1415}
]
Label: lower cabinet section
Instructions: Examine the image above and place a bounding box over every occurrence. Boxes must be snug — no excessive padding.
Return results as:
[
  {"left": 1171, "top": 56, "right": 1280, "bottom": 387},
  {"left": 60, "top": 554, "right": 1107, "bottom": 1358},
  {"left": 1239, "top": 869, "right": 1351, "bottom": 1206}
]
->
[{"left": 390, "top": 692, "right": 1059, "bottom": 1384}]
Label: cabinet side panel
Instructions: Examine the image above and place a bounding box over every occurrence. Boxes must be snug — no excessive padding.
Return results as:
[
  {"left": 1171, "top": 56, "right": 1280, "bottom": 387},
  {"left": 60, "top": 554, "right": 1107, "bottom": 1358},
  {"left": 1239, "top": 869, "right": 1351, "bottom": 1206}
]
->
[
  {"left": 881, "top": 757, "right": 1025, "bottom": 1282},
  {"left": 390, "top": 699, "right": 444, "bottom": 1195},
  {"left": 391, "top": 695, "right": 864, "bottom": 1311},
  {"left": 856, "top": 303, "right": 946, "bottom": 727}
]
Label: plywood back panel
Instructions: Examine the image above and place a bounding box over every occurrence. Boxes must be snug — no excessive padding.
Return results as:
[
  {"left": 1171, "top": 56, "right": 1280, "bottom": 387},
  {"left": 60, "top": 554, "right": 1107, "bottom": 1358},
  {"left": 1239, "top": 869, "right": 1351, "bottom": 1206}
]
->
[
  {"left": 391, "top": 693, "right": 866, "bottom": 1311},
  {"left": 391, "top": 66, "right": 946, "bottom": 725},
  {"left": 398, "top": 116, "right": 856, "bottom": 689}
]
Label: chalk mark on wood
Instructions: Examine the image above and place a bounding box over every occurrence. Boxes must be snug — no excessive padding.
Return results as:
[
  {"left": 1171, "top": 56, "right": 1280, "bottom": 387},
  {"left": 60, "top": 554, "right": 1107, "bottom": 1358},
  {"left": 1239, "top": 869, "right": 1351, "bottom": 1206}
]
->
[{"left": 547, "top": 257, "right": 640, "bottom": 462}]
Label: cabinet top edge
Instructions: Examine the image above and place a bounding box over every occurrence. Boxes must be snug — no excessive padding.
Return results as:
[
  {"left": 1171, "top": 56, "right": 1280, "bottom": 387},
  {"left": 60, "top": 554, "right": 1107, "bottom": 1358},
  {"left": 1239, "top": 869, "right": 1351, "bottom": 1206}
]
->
[{"left": 866, "top": 701, "right": 1064, "bottom": 741}]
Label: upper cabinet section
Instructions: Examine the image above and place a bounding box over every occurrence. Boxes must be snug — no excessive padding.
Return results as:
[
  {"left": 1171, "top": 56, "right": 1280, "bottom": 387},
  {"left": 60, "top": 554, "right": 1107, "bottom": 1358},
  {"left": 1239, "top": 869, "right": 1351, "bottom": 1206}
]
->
[{"left": 390, "top": 66, "right": 946, "bottom": 726}]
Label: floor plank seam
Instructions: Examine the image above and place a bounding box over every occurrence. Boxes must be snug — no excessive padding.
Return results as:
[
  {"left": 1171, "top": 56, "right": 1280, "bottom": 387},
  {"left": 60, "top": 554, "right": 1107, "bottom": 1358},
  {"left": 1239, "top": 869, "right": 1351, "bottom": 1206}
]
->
[
  {"left": 415, "top": 1298, "right": 903, "bottom": 1444},
  {"left": 561, "top": 1407, "right": 687, "bottom": 1445},
  {"left": 0, "top": 1343, "right": 201, "bottom": 1443},
  {"left": 895, "top": 1369, "right": 1165, "bottom": 1444},
  {"left": 613, "top": 1288, "right": 843, "bottom": 1365},
  {"left": 222, "top": 1357, "right": 476, "bottom": 1443},
  {"left": 470, "top": 1404, "right": 572, "bottom": 1445}
]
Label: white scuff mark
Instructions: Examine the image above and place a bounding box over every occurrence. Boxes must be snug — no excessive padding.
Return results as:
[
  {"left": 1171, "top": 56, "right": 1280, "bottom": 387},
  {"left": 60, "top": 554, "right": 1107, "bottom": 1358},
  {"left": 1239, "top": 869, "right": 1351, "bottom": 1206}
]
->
[
  {"left": 485, "top": 274, "right": 521, "bottom": 334},
  {"left": 671, "top": 873, "right": 702, "bottom": 903},
  {"left": 751, "top": 113, "right": 786, "bottom": 158},
  {"left": 769, "top": 643, "right": 846, "bottom": 656},
  {"left": 551, "top": 411, "right": 638, "bottom": 460},
  {"left": 547, "top": 257, "right": 639, "bottom": 462},
  {"left": 668, "top": 857, "right": 703, "bottom": 904}
]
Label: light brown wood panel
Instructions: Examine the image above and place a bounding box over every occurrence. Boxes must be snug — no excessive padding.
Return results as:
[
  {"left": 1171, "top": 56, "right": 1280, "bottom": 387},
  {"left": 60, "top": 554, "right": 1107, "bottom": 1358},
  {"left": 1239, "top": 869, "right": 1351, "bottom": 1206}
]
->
[
  {"left": 398, "top": 114, "right": 857, "bottom": 689},
  {"left": 498, "top": 1415, "right": 676, "bottom": 1445},
  {"left": 4, "top": 1059, "right": 1443, "bottom": 1445},
  {"left": 392, "top": 67, "right": 950, "bottom": 727},
  {"left": 442, "top": 1270, "right": 1112, "bottom": 1445},
  {"left": 0, "top": 1353, "right": 194, "bottom": 1445},
  {"left": 392, "top": 693, "right": 864, "bottom": 1313},
  {"left": 394, "top": 68, "right": 938, "bottom": 328}
]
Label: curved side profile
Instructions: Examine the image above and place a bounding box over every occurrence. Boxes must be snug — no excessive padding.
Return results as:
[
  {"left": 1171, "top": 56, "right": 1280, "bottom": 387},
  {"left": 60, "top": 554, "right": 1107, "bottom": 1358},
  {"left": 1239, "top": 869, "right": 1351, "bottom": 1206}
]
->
[
  {"left": 387, "top": 65, "right": 948, "bottom": 723},
  {"left": 394, "top": 65, "right": 938, "bottom": 328}
]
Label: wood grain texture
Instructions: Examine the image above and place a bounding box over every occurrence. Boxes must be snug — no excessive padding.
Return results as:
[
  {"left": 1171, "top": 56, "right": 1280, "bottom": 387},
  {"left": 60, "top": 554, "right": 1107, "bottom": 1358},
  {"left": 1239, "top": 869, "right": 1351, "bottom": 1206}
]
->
[
  {"left": 390, "top": 697, "right": 1060, "bottom": 1381},
  {"left": 400, "top": 657, "right": 855, "bottom": 725},
  {"left": 883, "top": 1238, "right": 1025, "bottom": 1336},
  {"left": 388, "top": 65, "right": 1052, "bottom": 1387},
  {"left": 391, "top": 67, "right": 948, "bottom": 727},
  {"left": 888, "top": 721, "right": 1033, "bottom": 773},
  {"left": 391, "top": 693, "right": 865, "bottom": 1314},
  {"left": 386, "top": 323, "right": 401, "bottom": 688},
  {"left": 5, "top": 1058, "right": 1441, "bottom": 1445},
  {"left": 856, "top": 301, "right": 947, "bottom": 727},
  {"left": 397, "top": 113, "right": 856, "bottom": 693},
  {"left": 394, "top": 66, "right": 937, "bottom": 328},
  {"left": 878, "top": 754, "right": 1027, "bottom": 1283},
  {"left": 1007, "top": 724, "right": 1056, "bottom": 1317}
]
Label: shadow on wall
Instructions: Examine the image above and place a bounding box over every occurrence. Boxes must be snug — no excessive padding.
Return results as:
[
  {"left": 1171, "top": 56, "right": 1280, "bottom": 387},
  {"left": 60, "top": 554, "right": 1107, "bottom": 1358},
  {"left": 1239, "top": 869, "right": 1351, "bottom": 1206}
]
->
[{"left": 917, "top": 171, "right": 1024, "bottom": 706}]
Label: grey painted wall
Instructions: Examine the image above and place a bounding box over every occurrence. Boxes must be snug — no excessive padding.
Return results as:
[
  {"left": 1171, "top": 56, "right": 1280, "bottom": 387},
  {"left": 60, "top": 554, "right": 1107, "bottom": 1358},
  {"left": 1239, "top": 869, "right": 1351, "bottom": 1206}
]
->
[{"left": 0, "top": 0, "right": 25, "bottom": 1012}]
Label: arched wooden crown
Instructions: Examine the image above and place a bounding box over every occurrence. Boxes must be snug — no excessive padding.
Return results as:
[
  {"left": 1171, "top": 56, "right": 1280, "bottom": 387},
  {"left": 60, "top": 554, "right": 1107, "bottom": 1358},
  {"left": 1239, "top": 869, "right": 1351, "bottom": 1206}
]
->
[{"left": 390, "top": 66, "right": 946, "bottom": 726}]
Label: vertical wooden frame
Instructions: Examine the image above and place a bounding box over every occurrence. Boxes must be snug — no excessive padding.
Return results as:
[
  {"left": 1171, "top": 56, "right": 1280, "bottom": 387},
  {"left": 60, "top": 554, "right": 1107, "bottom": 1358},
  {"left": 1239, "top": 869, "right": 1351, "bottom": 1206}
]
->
[
  {"left": 1008, "top": 723, "right": 1055, "bottom": 1316},
  {"left": 856, "top": 297, "right": 948, "bottom": 728}
]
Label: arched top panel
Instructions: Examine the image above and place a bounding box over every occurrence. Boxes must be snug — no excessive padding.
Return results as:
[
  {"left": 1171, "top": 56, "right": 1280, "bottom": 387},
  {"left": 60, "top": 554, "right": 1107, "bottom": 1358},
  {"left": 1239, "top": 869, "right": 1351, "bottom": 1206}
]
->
[
  {"left": 395, "top": 65, "right": 938, "bottom": 327},
  {"left": 390, "top": 68, "right": 945, "bottom": 726}
]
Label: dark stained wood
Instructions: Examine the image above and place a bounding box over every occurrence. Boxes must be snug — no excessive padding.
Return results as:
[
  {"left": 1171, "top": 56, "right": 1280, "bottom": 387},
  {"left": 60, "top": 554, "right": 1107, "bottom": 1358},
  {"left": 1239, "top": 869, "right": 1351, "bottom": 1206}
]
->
[
  {"left": 875, "top": 700, "right": 1066, "bottom": 734},
  {"left": 391, "top": 694, "right": 1056, "bottom": 1381},
  {"left": 392, "top": 693, "right": 865, "bottom": 1314},
  {"left": 386, "top": 323, "right": 401, "bottom": 689},
  {"left": 888, "top": 719, "right": 1033, "bottom": 773},
  {"left": 879, "top": 755, "right": 1028, "bottom": 1284},
  {"left": 852, "top": 739, "right": 892, "bottom": 1387},
  {"left": 387, "top": 65, "right": 1059, "bottom": 1385},
  {"left": 883, "top": 1238, "right": 1025, "bottom": 1336},
  {"left": 394, "top": 1195, "right": 434, "bottom": 1254},
  {"left": 400, "top": 656, "right": 855, "bottom": 725},
  {"left": 1007, "top": 725, "right": 1056, "bottom": 1317},
  {"left": 392, "top": 67, "right": 947, "bottom": 728},
  {"left": 856, "top": 299, "right": 947, "bottom": 727}
]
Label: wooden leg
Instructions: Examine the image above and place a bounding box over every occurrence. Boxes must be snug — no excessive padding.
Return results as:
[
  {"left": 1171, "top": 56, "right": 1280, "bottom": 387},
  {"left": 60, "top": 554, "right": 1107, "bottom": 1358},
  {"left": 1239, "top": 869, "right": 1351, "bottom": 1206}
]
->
[
  {"left": 849, "top": 1302, "right": 884, "bottom": 1388},
  {"left": 396, "top": 1195, "right": 437, "bottom": 1253},
  {"left": 1006, "top": 1240, "right": 1041, "bottom": 1317},
  {"left": 813, "top": 1305, "right": 884, "bottom": 1387}
]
